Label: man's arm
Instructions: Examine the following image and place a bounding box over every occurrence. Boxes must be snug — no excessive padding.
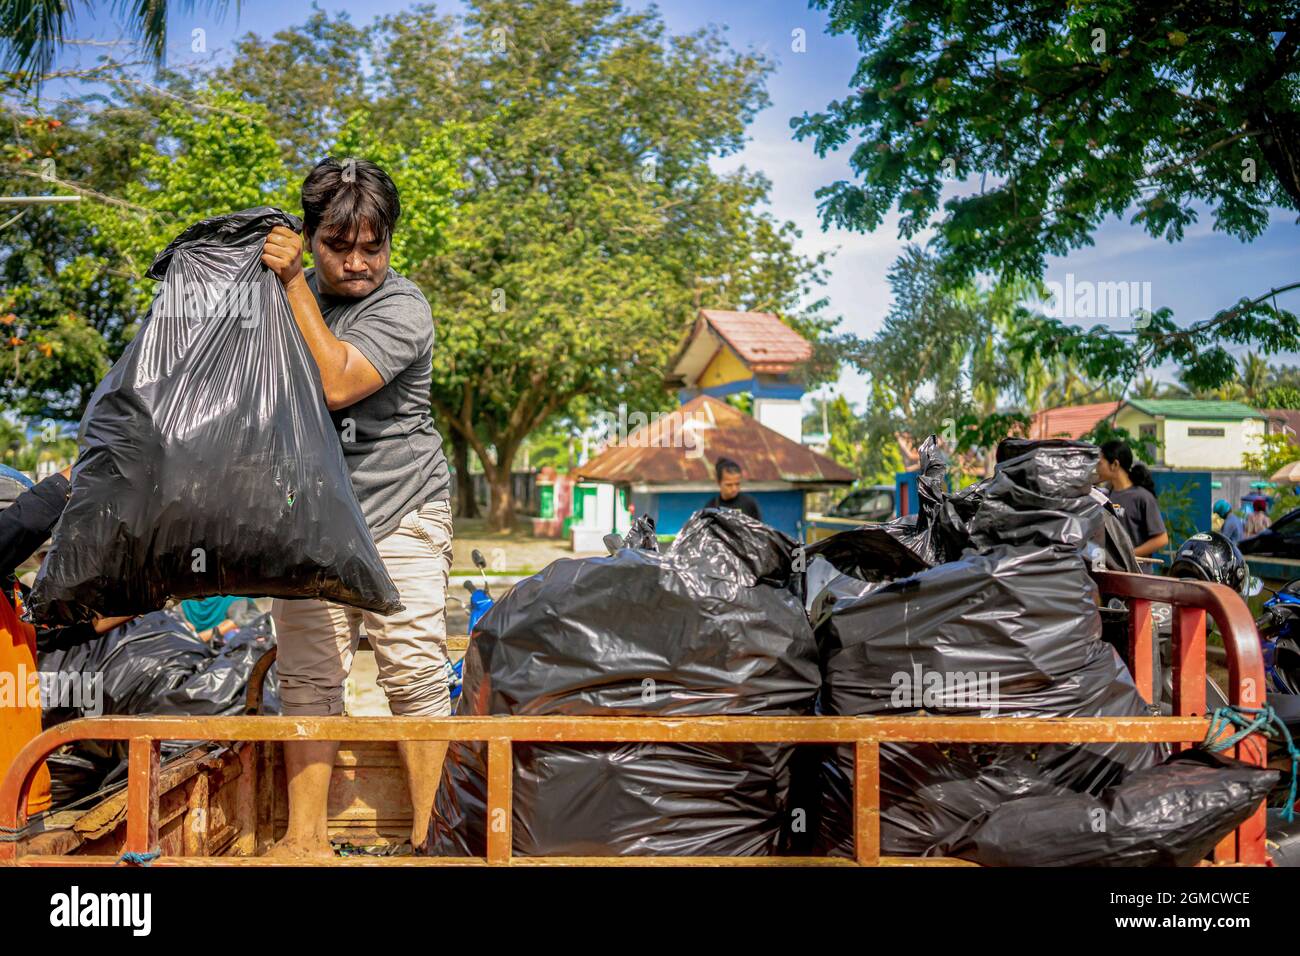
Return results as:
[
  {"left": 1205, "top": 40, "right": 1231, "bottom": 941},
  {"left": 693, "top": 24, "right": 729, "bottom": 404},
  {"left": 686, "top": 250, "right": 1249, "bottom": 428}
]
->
[
  {"left": 260, "top": 226, "right": 385, "bottom": 411},
  {"left": 0, "top": 469, "right": 71, "bottom": 582}
]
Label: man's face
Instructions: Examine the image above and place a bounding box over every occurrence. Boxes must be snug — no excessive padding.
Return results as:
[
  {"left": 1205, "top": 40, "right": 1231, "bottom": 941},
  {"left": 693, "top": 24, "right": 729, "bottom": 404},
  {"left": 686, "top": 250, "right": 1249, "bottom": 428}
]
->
[
  {"left": 307, "top": 221, "right": 390, "bottom": 299},
  {"left": 718, "top": 469, "right": 742, "bottom": 500}
]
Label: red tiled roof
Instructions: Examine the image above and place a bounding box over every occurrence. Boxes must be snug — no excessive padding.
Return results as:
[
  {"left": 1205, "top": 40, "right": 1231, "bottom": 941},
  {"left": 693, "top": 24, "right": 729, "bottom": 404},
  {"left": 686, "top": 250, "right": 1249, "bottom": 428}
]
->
[
  {"left": 697, "top": 310, "right": 811, "bottom": 374},
  {"left": 1266, "top": 409, "right": 1300, "bottom": 439},
  {"left": 577, "top": 394, "right": 853, "bottom": 486},
  {"left": 1029, "top": 401, "right": 1120, "bottom": 440}
]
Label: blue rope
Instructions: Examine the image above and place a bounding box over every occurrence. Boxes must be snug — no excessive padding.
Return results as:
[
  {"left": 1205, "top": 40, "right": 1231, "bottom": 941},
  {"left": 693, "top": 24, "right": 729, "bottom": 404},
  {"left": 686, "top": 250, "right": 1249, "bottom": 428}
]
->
[
  {"left": 116, "top": 850, "right": 160, "bottom": 866},
  {"left": 0, "top": 823, "right": 23, "bottom": 844},
  {"left": 1203, "top": 704, "right": 1300, "bottom": 822}
]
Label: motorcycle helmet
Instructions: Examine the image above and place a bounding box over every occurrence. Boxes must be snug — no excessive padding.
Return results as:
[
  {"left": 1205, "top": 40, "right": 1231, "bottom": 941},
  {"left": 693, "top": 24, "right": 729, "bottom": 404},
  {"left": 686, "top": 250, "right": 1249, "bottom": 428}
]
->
[{"left": 1168, "top": 531, "right": 1248, "bottom": 594}]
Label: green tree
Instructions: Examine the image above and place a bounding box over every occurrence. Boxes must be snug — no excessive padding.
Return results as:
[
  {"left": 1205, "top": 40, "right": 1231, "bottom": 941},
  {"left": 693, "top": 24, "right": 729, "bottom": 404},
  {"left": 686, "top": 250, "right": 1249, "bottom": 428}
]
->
[
  {"left": 848, "top": 245, "right": 1087, "bottom": 477},
  {"left": 797, "top": 1, "right": 1300, "bottom": 400},
  {"left": 4, "top": 3, "right": 841, "bottom": 532},
  {"left": 1, "top": 76, "right": 290, "bottom": 419},
  {"left": 805, "top": 394, "right": 893, "bottom": 483},
  {"left": 77, "top": 87, "right": 292, "bottom": 303},
  {"left": 0, "top": 66, "right": 164, "bottom": 418},
  {"left": 358, "top": 0, "right": 838, "bottom": 529},
  {"left": 209, "top": 10, "right": 371, "bottom": 169},
  {"left": 1259, "top": 385, "right": 1300, "bottom": 409},
  {"left": 796, "top": 0, "right": 1299, "bottom": 276},
  {"left": 1242, "top": 431, "right": 1300, "bottom": 517}
]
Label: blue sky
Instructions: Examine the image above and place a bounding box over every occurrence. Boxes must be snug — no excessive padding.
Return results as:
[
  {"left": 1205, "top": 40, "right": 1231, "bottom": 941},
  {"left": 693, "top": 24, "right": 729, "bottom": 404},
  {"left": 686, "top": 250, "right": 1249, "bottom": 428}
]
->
[{"left": 51, "top": 1, "right": 1300, "bottom": 408}]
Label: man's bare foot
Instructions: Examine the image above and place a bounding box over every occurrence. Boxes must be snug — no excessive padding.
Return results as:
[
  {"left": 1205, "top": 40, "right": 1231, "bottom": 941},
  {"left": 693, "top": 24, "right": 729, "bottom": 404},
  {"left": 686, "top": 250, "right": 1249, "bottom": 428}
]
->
[{"left": 265, "top": 836, "right": 335, "bottom": 860}]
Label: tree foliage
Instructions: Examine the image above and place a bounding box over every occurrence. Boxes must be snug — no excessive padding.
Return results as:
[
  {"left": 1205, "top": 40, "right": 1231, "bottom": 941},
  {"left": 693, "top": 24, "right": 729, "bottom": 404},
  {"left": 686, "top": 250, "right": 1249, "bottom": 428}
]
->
[
  {"left": 2, "top": 0, "right": 840, "bottom": 532},
  {"left": 847, "top": 245, "right": 1094, "bottom": 476},
  {"left": 795, "top": 0, "right": 1300, "bottom": 280},
  {"left": 799, "top": 0, "right": 1300, "bottom": 415}
]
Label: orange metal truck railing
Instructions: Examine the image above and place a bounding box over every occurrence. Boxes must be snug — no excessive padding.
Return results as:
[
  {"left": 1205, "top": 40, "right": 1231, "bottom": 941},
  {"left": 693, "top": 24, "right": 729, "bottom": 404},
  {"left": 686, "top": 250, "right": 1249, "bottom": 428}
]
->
[{"left": 0, "top": 570, "right": 1272, "bottom": 867}]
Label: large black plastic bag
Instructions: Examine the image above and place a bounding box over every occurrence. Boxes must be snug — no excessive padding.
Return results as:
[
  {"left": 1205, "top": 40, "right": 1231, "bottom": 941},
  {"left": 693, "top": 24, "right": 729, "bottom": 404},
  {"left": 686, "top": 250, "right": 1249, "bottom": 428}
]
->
[
  {"left": 39, "top": 610, "right": 214, "bottom": 720},
  {"left": 38, "top": 608, "right": 280, "bottom": 805},
  {"left": 942, "top": 750, "right": 1278, "bottom": 866},
  {"left": 427, "top": 508, "right": 820, "bottom": 857},
  {"left": 39, "top": 608, "right": 280, "bottom": 721},
  {"left": 30, "top": 207, "right": 400, "bottom": 624},
  {"left": 808, "top": 439, "right": 1164, "bottom": 857}
]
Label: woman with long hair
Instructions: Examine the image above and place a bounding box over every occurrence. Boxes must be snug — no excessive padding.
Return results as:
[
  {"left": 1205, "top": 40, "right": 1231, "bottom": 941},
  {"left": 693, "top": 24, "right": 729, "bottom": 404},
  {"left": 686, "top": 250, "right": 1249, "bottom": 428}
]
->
[{"left": 1097, "top": 440, "right": 1169, "bottom": 558}]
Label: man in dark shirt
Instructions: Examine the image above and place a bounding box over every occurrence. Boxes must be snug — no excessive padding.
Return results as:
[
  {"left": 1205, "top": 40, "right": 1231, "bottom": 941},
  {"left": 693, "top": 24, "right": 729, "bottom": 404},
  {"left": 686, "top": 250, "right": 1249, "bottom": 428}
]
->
[{"left": 703, "top": 457, "right": 762, "bottom": 522}]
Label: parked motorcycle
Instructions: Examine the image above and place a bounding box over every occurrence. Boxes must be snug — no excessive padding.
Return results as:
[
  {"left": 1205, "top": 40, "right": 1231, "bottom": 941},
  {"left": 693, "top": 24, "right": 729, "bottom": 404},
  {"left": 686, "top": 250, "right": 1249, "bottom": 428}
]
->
[
  {"left": 1256, "top": 579, "right": 1300, "bottom": 696},
  {"left": 447, "top": 549, "right": 495, "bottom": 706}
]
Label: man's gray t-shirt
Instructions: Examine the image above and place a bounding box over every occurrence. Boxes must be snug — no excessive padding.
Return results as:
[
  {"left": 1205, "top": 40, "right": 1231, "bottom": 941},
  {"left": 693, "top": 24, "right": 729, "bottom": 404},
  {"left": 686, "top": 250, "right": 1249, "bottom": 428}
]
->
[{"left": 306, "top": 268, "right": 451, "bottom": 541}]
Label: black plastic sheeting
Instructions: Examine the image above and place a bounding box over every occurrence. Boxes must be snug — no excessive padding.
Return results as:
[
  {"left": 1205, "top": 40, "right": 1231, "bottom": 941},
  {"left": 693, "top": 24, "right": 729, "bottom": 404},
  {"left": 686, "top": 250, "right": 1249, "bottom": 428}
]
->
[
  {"left": 942, "top": 750, "right": 1278, "bottom": 866},
  {"left": 37, "top": 608, "right": 279, "bottom": 806},
  {"left": 30, "top": 207, "right": 400, "bottom": 625},
  {"left": 426, "top": 508, "right": 819, "bottom": 857},
  {"left": 806, "top": 437, "right": 1165, "bottom": 857}
]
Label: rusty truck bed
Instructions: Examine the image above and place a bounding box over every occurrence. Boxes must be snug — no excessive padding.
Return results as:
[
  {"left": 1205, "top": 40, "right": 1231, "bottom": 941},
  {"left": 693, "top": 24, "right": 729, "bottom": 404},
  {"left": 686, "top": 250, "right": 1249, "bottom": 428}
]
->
[{"left": 0, "top": 570, "right": 1274, "bottom": 866}]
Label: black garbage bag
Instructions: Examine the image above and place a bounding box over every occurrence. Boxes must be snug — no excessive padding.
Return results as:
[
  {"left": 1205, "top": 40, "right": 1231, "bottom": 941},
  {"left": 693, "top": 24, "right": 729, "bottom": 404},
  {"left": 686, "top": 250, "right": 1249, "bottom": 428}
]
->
[
  {"left": 942, "top": 749, "right": 1278, "bottom": 866},
  {"left": 619, "top": 514, "right": 660, "bottom": 552},
  {"left": 37, "top": 608, "right": 279, "bottom": 805},
  {"left": 154, "top": 613, "right": 279, "bottom": 716},
  {"left": 30, "top": 207, "right": 400, "bottom": 625},
  {"left": 39, "top": 609, "right": 215, "bottom": 720},
  {"left": 40, "top": 608, "right": 279, "bottom": 720},
  {"left": 44, "top": 749, "right": 118, "bottom": 808},
  {"left": 427, "top": 508, "right": 820, "bottom": 857},
  {"left": 808, "top": 439, "right": 1164, "bottom": 857}
]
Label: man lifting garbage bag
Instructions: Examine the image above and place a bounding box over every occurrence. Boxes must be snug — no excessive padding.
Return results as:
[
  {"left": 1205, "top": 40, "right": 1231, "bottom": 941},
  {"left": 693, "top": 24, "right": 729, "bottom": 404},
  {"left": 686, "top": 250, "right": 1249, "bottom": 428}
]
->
[
  {"left": 29, "top": 207, "right": 401, "bottom": 624},
  {"left": 427, "top": 507, "right": 821, "bottom": 857}
]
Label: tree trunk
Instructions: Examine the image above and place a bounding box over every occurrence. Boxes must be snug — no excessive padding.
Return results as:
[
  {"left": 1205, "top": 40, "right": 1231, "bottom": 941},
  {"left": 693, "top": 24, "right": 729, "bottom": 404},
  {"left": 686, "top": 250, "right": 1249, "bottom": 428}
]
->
[
  {"left": 451, "top": 432, "right": 480, "bottom": 519},
  {"left": 487, "top": 469, "right": 515, "bottom": 532},
  {"left": 483, "top": 436, "right": 522, "bottom": 533}
]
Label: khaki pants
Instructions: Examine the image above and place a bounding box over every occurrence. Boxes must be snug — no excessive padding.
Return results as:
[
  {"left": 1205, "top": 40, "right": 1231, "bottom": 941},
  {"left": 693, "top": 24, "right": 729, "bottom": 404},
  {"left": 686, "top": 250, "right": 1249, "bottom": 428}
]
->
[{"left": 272, "top": 500, "right": 454, "bottom": 717}]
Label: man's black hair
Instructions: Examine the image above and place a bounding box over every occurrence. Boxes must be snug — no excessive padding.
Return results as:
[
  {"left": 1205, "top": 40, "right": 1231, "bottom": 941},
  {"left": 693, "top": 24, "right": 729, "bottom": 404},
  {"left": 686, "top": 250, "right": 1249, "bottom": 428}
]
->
[
  {"left": 301, "top": 157, "right": 401, "bottom": 245},
  {"left": 714, "top": 457, "right": 742, "bottom": 481}
]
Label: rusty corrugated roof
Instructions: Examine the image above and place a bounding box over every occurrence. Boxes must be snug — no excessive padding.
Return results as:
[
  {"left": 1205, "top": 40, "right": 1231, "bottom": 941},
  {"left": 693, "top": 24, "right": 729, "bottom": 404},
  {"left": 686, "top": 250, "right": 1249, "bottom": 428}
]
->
[
  {"left": 577, "top": 394, "right": 854, "bottom": 486},
  {"left": 1029, "top": 402, "right": 1121, "bottom": 440},
  {"left": 1266, "top": 408, "right": 1300, "bottom": 438}
]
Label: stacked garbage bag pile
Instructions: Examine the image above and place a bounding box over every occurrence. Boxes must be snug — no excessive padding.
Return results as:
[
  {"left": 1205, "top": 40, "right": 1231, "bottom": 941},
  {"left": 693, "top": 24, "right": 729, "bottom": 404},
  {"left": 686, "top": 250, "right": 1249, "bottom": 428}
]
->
[
  {"left": 429, "top": 436, "right": 1276, "bottom": 865},
  {"left": 37, "top": 607, "right": 279, "bottom": 806},
  {"left": 805, "top": 437, "right": 1276, "bottom": 863},
  {"left": 427, "top": 509, "right": 820, "bottom": 856}
]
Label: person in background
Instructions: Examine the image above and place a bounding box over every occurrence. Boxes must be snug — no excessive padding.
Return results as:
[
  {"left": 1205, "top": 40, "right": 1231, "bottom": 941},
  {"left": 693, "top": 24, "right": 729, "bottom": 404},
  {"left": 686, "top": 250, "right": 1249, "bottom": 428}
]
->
[
  {"left": 180, "top": 594, "right": 260, "bottom": 642},
  {"left": 1216, "top": 499, "right": 1246, "bottom": 544},
  {"left": 1097, "top": 440, "right": 1169, "bottom": 558},
  {"left": 1245, "top": 497, "right": 1272, "bottom": 537},
  {"left": 702, "top": 457, "right": 762, "bottom": 522}
]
